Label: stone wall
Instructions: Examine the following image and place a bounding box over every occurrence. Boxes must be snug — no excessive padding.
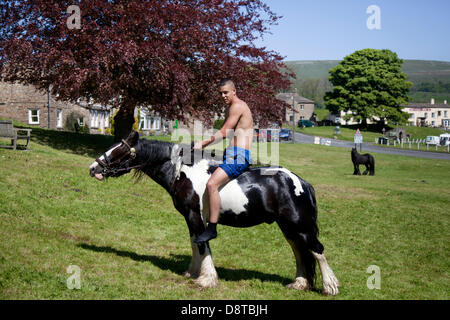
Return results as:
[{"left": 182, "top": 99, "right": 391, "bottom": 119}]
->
[{"left": 0, "top": 82, "right": 90, "bottom": 131}]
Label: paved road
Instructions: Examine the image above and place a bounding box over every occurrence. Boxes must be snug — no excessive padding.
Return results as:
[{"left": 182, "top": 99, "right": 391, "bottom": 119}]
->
[{"left": 287, "top": 131, "right": 450, "bottom": 161}]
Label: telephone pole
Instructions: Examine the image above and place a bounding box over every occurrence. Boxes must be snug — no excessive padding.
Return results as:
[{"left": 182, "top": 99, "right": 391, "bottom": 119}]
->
[{"left": 292, "top": 88, "right": 297, "bottom": 144}]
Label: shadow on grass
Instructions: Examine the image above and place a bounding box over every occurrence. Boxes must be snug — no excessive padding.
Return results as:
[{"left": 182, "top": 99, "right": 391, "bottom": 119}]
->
[
  {"left": 14, "top": 124, "right": 114, "bottom": 158},
  {"left": 78, "top": 243, "right": 293, "bottom": 286}
]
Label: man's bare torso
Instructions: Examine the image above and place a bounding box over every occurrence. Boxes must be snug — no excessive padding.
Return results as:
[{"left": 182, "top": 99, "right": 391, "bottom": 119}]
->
[{"left": 225, "top": 99, "right": 253, "bottom": 150}]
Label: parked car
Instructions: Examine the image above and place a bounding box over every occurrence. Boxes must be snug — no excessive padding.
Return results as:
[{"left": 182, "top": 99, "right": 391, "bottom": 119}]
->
[
  {"left": 425, "top": 136, "right": 440, "bottom": 145},
  {"left": 298, "top": 119, "right": 315, "bottom": 128},
  {"left": 440, "top": 133, "right": 450, "bottom": 146},
  {"left": 279, "top": 128, "right": 291, "bottom": 141}
]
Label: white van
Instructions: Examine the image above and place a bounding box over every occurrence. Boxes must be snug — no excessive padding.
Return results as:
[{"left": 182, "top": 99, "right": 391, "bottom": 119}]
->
[
  {"left": 425, "top": 136, "right": 440, "bottom": 145},
  {"left": 440, "top": 133, "right": 450, "bottom": 146}
]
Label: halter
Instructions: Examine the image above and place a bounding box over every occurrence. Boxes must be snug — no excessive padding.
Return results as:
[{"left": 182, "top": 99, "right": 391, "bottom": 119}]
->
[{"left": 95, "top": 139, "right": 143, "bottom": 177}]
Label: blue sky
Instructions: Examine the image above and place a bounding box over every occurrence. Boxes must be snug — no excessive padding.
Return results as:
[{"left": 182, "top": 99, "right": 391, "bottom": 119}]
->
[{"left": 255, "top": 0, "right": 450, "bottom": 62}]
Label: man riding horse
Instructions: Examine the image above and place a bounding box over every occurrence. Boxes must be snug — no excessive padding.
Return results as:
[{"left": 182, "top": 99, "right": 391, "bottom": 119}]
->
[{"left": 193, "top": 78, "right": 254, "bottom": 244}]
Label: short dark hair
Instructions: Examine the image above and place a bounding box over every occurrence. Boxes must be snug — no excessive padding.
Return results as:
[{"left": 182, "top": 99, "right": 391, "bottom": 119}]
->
[{"left": 219, "top": 78, "right": 235, "bottom": 88}]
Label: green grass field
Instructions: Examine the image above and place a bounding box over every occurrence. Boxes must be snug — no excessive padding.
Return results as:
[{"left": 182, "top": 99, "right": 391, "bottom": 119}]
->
[{"left": 0, "top": 128, "right": 449, "bottom": 300}]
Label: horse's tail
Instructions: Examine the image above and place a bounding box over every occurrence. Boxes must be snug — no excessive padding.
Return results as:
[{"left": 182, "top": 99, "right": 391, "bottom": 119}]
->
[{"left": 300, "top": 182, "right": 322, "bottom": 288}]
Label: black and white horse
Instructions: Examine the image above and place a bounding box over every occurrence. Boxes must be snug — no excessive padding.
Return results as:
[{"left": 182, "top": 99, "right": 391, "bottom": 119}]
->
[
  {"left": 89, "top": 131, "right": 339, "bottom": 295},
  {"left": 351, "top": 148, "right": 375, "bottom": 176}
]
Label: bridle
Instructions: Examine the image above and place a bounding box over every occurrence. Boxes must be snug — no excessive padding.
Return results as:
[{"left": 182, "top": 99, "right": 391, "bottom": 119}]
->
[{"left": 95, "top": 139, "right": 144, "bottom": 177}]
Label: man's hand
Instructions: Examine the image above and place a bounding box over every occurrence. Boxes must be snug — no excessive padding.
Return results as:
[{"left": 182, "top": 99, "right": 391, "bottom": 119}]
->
[{"left": 193, "top": 141, "right": 203, "bottom": 150}]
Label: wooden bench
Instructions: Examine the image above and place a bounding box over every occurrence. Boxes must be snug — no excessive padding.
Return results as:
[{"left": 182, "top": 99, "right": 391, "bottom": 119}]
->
[{"left": 0, "top": 120, "right": 32, "bottom": 150}]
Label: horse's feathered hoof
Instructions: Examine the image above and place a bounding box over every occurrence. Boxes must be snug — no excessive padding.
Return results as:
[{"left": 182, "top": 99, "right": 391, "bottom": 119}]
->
[
  {"left": 286, "top": 277, "right": 311, "bottom": 291},
  {"left": 195, "top": 275, "right": 218, "bottom": 288},
  {"left": 322, "top": 273, "right": 340, "bottom": 296},
  {"left": 322, "top": 284, "right": 339, "bottom": 296}
]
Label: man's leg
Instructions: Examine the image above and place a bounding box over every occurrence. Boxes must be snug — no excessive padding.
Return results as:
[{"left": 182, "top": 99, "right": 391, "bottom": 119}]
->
[{"left": 194, "top": 167, "right": 230, "bottom": 243}]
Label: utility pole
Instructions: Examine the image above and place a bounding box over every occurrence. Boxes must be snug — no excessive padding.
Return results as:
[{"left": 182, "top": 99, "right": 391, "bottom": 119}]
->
[
  {"left": 47, "top": 87, "right": 50, "bottom": 129},
  {"left": 292, "top": 88, "right": 297, "bottom": 143}
]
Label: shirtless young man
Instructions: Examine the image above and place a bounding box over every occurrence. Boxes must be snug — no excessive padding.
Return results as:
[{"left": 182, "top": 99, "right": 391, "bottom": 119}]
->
[{"left": 193, "top": 79, "right": 254, "bottom": 244}]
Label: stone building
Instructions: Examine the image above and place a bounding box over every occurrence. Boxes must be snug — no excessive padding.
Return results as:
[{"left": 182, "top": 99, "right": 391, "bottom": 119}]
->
[
  {"left": 276, "top": 92, "right": 315, "bottom": 124},
  {"left": 0, "top": 81, "right": 110, "bottom": 133}
]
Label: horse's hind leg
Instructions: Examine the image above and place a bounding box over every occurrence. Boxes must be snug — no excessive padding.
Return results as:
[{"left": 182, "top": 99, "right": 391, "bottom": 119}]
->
[
  {"left": 277, "top": 220, "right": 317, "bottom": 291},
  {"left": 310, "top": 242, "right": 340, "bottom": 296},
  {"left": 363, "top": 164, "right": 369, "bottom": 175},
  {"left": 285, "top": 238, "right": 313, "bottom": 291}
]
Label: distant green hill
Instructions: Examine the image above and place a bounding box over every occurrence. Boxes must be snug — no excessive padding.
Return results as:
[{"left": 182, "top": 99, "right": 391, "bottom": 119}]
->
[{"left": 284, "top": 59, "right": 450, "bottom": 106}]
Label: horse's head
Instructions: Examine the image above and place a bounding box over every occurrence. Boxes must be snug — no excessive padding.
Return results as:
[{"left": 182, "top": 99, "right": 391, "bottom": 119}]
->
[{"left": 89, "top": 131, "right": 140, "bottom": 181}]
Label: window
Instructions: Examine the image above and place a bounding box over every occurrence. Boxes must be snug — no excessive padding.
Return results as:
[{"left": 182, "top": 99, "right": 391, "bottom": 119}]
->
[
  {"left": 90, "top": 110, "right": 99, "bottom": 128},
  {"left": 431, "top": 112, "right": 435, "bottom": 118},
  {"left": 438, "top": 111, "right": 441, "bottom": 117},
  {"left": 300, "top": 105, "right": 304, "bottom": 110},
  {"left": 432, "top": 121, "right": 435, "bottom": 126},
  {"left": 90, "top": 110, "right": 95, "bottom": 127},
  {"left": 424, "top": 112, "right": 428, "bottom": 118},
  {"left": 409, "top": 113, "right": 414, "bottom": 119},
  {"left": 95, "top": 111, "right": 99, "bottom": 128},
  {"left": 445, "top": 111, "right": 448, "bottom": 117},
  {"left": 140, "top": 114, "right": 161, "bottom": 130},
  {"left": 151, "top": 116, "right": 161, "bottom": 130},
  {"left": 104, "top": 111, "right": 109, "bottom": 128},
  {"left": 28, "top": 109, "right": 39, "bottom": 124},
  {"left": 57, "top": 109, "right": 62, "bottom": 128}
]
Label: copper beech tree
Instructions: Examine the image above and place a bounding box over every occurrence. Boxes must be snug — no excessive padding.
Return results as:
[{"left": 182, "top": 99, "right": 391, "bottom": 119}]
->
[{"left": 0, "top": 0, "right": 293, "bottom": 140}]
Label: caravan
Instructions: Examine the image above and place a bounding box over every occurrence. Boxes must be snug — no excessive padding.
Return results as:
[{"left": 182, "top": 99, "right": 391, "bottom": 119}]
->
[
  {"left": 426, "top": 136, "right": 440, "bottom": 145},
  {"left": 440, "top": 133, "right": 450, "bottom": 146}
]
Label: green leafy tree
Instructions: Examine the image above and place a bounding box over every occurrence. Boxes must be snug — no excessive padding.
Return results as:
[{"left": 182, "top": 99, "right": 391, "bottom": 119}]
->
[{"left": 324, "top": 49, "right": 412, "bottom": 126}]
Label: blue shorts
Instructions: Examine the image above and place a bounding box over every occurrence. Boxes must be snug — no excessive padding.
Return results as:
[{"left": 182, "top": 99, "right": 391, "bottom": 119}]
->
[{"left": 219, "top": 147, "right": 251, "bottom": 179}]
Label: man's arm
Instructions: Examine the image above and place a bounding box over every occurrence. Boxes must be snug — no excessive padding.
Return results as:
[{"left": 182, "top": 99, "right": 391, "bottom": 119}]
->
[{"left": 194, "top": 104, "right": 242, "bottom": 149}]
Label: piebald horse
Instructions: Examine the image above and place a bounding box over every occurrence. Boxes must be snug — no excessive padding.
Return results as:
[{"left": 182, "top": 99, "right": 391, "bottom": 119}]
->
[{"left": 89, "top": 131, "right": 339, "bottom": 295}]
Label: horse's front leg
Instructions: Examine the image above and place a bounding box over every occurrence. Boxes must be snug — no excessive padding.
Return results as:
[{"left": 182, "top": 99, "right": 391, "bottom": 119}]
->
[
  {"left": 353, "top": 163, "right": 360, "bottom": 175},
  {"left": 183, "top": 210, "right": 218, "bottom": 288}
]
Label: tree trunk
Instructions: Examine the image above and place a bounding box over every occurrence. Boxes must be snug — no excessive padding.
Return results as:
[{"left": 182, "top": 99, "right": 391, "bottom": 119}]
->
[
  {"left": 361, "top": 118, "right": 368, "bottom": 129},
  {"left": 113, "top": 106, "right": 135, "bottom": 143}
]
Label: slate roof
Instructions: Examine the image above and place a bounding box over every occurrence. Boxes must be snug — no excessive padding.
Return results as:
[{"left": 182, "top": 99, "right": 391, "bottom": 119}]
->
[{"left": 276, "top": 92, "right": 315, "bottom": 104}]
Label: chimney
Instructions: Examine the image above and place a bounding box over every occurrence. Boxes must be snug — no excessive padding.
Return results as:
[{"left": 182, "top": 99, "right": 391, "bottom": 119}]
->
[
  {"left": 445, "top": 100, "right": 447, "bottom": 105},
  {"left": 430, "top": 98, "right": 435, "bottom": 105}
]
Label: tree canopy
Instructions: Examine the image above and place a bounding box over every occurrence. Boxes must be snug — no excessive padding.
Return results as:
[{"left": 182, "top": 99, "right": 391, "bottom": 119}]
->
[
  {"left": 0, "top": 0, "right": 292, "bottom": 130},
  {"left": 324, "top": 49, "right": 412, "bottom": 125}
]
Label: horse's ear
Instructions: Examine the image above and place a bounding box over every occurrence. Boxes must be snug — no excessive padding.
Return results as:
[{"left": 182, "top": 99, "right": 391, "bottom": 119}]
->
[{"left": 126, "top": 131, "right": 139, "bottom": 146}]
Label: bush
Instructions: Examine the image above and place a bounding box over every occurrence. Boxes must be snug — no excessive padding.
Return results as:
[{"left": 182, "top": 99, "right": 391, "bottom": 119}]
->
[{"left": 214, "top": 119, "right": 225, "bottom": 130}]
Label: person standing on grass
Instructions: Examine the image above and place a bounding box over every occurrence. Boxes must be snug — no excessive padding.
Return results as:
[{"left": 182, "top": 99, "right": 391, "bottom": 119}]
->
[{"left": 193, "top": 78, "right": 253, "bottom": 244}]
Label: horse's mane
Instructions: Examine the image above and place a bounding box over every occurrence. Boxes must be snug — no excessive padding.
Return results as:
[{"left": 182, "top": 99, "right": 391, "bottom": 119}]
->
[{"left": 132, "top": 139, "right": 174, "bottom": 182}]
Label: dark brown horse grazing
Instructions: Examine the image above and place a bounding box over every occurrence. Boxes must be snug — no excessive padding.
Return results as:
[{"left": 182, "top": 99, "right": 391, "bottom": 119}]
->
[
  {"left": 89, "top": 131, "right": 340, "bottom": 295},
  {"left": 351, "top": 148, "right": 375, "bottom": 176}
]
